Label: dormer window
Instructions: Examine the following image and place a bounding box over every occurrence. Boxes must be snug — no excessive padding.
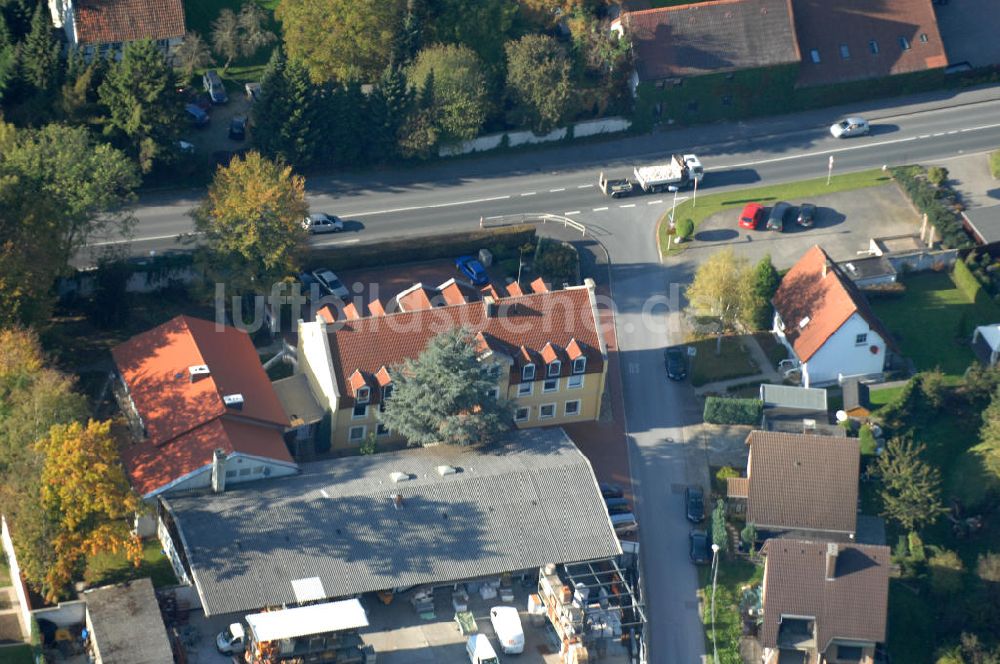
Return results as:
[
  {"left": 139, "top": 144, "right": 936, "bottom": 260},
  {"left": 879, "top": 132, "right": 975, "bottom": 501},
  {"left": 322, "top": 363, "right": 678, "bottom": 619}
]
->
[
  {"left": 572, "top": 357, "right": 586, "bottom": 374},
  {"left": 522, "top": 363, "right": 535, "bottom": 381},
  {"left": 356, "top": 386, "right": 371, "bottom": 404},
  {"left": 547, "top": 360, "right": 561, "bottom": 377}
]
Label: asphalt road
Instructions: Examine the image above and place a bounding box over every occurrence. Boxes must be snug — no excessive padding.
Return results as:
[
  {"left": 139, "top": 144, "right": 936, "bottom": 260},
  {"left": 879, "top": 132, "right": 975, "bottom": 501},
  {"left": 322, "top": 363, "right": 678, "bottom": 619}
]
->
[{"left": 89, "top": 84, "right": 1000, "bottom": 663}]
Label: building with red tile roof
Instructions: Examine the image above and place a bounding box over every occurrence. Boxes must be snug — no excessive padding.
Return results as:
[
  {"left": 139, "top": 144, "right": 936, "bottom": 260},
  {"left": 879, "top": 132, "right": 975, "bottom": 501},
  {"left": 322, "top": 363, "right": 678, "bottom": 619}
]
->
[
  {"left": 772, "top": 245, "right": 895, "bottom": 387},
  {"left": 112, "top": 316, "right": 297, "bottom": 497},
  {"left": 295, "top": 281, "right": 608, "bottom": 450},
  {"left": 48, "top": 0, "right": 186, "bottom": 62}
]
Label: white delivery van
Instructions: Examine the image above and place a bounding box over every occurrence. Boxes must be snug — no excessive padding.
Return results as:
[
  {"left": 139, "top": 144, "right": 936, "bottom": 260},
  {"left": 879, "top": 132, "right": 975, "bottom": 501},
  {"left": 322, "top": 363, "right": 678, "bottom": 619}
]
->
[
  {"left": 216, "top": 622, "right": 245, "bottom": 653},
  {"left": 490, "top": 606, "right": 525, "bottom": 654},
  {"left": 467, "top": 634, "right": 500, "bottom": 664}
]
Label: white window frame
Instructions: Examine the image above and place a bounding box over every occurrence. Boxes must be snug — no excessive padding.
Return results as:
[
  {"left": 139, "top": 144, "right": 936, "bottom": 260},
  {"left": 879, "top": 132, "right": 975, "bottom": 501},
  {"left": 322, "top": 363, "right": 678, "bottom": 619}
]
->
[
  {"left": 488, "top": 386, "right": 500, "bottom": 400},
  {"left": 855, "top": 333, "right": 868, "bottom": 346},
  {"left": 568, "top": 374, "right": 584, "bottom": 389},
  {"left": 352, "top": 403, "right": 369, "bottom": 419},
  {"left": 547, "top": 360, "right": 561, "bottom": 377},
  {"left": 543, "top": 377, "right": 559, "bottom": 393},
  {"left": 356, "top": 386, "right": 370, "bottom": 404},
  {"left": 572, "top": 357, "right": 587, "bottom": 374},
  {"left": 517, "top": 382, "right": 533, "bottom": 397},
  {"left": 514, "top": 406, "right": 530, "bottom": 422},
  {"left": 539, "top": 403, "right": 556, "bottom": 420},
  {"left": 522, "top": 363, "right": 535, "bottom": 381},
  {"left": 349, "top": 425, "right": 366, "bottom": 442},
  {"left": 564, "top": 400, "right": 581, "bottom": 416}
]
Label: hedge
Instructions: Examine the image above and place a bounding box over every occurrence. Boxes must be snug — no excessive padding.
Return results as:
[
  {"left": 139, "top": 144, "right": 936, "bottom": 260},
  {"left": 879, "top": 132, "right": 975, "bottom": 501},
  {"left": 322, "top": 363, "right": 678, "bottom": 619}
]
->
[
  {"left": 953, "top": 258, "right": 988, "bottom": 305},
  {"left": 703, "top": 397, "right": 763, "bottom": 425},
  {"left": 890, "top": 165, "right": 972, "bottom": 249}
]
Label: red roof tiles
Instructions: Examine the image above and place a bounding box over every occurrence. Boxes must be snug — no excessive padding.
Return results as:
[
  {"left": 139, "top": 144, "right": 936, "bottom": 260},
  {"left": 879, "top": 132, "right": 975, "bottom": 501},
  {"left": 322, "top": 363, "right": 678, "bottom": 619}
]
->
[{"left": 73, "top": 0, "right": 186, "bottom": 46}]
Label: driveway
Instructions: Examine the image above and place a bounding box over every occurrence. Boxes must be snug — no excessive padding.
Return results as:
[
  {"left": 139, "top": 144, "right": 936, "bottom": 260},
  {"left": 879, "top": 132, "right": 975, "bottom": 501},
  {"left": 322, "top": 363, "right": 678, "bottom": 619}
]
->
[{"left": 685, "top": 184, "right": 921, "bottom": 269}]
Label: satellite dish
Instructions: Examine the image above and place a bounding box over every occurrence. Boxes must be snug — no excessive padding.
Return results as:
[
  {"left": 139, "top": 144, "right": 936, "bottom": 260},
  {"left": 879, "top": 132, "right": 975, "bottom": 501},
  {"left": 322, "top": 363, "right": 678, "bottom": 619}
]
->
[{"left": 835, "top": 410, "right": 848, "bottom": 422}]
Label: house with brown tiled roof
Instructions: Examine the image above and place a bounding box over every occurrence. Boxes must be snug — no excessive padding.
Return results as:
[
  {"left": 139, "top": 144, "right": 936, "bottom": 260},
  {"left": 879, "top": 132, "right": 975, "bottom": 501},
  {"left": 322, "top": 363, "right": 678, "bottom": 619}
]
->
[
  {"left": 48, "top": 0, "right": 186, "bottom": 62},
  {"left": 760, "top": 538, "right": 890, "bottom": 664},
  {"left": 112, "top": 316, "right": 298, "bottom": 499},
  {"left": 792, "top": 0, "right": 948, "bottom": 87},
  {"left": 612, "top": 0, "right": 801, "bottom": 89},
  {"left": 772, "top": 245, "right": 895, "bottom": 387},
  {"left": 727, "top": 431, "right": 859, "bottom": 540},
  {"left": 294, "top": 280, "right": 608, "bottom": 451}
]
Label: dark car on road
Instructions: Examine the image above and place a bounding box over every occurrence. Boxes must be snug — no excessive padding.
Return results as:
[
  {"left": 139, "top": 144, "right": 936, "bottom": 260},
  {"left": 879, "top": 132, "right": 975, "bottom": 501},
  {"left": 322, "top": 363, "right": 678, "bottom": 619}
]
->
[
  {"left": 796, "top": 203, "right": 817, "bottom": 228},
  {"left": 766, "top": 201, "right": 791, "bottom": 232},
  {"left": 689, "top": 530, "right": 711, "bottom": 564},
  {"left": 229, "top": 116, "right": 247, "bottom": 141},
  {"left": 686, "top": 486, "right": 705, "bottom": 523},
  {"left": 664, "top": 346, "right": 688, "bottom": 381},
  {"left": 455, "top": 255, "right": 489, "bottom": 286}
]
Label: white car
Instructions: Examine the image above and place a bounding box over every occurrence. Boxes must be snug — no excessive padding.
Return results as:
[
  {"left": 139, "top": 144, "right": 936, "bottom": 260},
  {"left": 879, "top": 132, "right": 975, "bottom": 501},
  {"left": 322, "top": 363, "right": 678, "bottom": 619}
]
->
[
  {"left": 216, "top": 623, "right": 245, "bottom": 654},
  {"left": 489, "top": 606, "right": 524, "bottom": 655},
  {"left": 830, "top": 117, "right": 870, "bottom": 138},
  {"left": 311, "top": 268, "right": 350, "bottom": 300},
  {"left": 303, "top": 213, "right": 344, "bottom": 234}
]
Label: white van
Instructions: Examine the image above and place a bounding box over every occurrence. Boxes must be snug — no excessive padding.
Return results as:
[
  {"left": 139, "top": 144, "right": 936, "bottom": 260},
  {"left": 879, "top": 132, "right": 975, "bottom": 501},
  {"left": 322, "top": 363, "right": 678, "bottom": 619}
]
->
[
  {"left": 467, "top": 634, "right": 500, "bottom": 664},
  {"left": 216, "top": 623, "right": 245, "bottom": 653},
  {"left": 490, "top": 606, "right": 525, "bottom": 654}
]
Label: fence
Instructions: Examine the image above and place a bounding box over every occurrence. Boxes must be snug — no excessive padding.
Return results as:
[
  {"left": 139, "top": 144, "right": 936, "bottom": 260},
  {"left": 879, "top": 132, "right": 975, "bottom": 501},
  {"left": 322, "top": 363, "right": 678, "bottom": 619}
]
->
[{"left": 480, "top": 213, "right": 587, "bottom": 237}]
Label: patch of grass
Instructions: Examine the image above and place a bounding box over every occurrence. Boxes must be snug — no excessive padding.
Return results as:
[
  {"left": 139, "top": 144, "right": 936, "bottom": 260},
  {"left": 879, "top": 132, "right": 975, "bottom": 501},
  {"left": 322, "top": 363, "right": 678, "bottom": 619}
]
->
[
  {"left": 659, "top": 169, "right": 891, "bottom": 256},
  {"left": 698, "top": 557, "right": 764, "bottom": 664},
  {"left": 0, "top": 644, "right": 34, "bottom": 664},
  {"left": 989, "top": 150, "right": 1000, "bottom": 180},
  {"left": 0, "top": 558, "right": 10, "bottom": 586},
  {"left": 871, "top": 271, "right": 997, "bottom": 379},
  {"left": 888, "top": 580, "right": 936, "bottom": 664},
  {"left": 84, "top": 539, "right": 178, "bottom": 590},
  {"left": 688, "top": 336, "right": 760, "bottom": 387},
  {"left": 870, "top": 385, "right": 904, "bottom": 410},
  {"left": 753, "top": 332, "right": 787, "bottom": 368}
]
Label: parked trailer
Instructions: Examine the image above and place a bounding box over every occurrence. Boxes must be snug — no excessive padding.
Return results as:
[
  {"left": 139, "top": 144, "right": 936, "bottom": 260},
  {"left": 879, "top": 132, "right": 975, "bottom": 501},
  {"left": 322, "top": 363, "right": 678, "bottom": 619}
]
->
[
  {"left": 598, "top": 171, "right": 634, "bottom": 198},
  {"left": 632, "top": 154, "right": 703, "bottom": 193}
]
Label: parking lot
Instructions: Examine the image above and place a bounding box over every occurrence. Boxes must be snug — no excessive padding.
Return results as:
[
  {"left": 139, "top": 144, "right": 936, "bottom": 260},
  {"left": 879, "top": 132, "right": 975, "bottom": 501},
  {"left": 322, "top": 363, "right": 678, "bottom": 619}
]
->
[{"left": 685, "top": 183, "right": 921, "bottom": 269}]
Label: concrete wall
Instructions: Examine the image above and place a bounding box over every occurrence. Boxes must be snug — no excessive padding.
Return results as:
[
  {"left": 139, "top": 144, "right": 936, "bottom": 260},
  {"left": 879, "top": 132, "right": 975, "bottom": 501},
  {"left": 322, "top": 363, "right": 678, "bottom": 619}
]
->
[
  {"left": 803, "top": 313, "right": 887, "bottom": 387},
  {"left": 439, "top": 117, "right": 631, "bottom": 157},
  {"left": 32, "top": 600, "right": 86, "bottom": 628},
  {"left": 886, "top": 249, "right": 959, "bottom": 273},
  {"left": 573, "top": 117, "right": 632, "bottom": 138},
  {"left": 59, "top": 266, "right": 197, "bottom": 298},
  {"left": 507, "top": 127, "right": 567, "bottom": 147},
  {"left": 1, "top": 516, "right": 31, "bottom": 638}
]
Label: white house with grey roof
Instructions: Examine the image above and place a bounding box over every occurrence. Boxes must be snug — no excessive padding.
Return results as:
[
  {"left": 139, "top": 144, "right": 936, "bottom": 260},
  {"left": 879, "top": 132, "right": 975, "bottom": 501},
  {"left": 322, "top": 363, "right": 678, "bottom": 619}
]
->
[{"left": 157, "top": 427, "right": 621, "bottom": 617}]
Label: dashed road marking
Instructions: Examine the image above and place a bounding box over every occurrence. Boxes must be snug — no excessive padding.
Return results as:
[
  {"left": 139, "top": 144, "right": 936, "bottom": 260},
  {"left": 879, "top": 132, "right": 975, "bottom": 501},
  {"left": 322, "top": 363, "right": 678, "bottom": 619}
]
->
[
  {"left": 620, "top": 203, "right": 636, "bottom": 208},
  {"left": 933, "top": 132, "right": 945, "bottom": 137},
  {"left": 564, "top": 210, "right": 581, "bottom": 215},
  {"left": 577, "top": 184, "right": 594, "bottom": 189},
  {"left": 485, "top": 215, "right": 504, "bottom": 220},
  {"left": 593, "top": 206, "right": 609, "bottom": 212},
  {"left": 647, "top": 199, "right": 663, "bottom": 205},
  {"left": 550, "top": 187, "right": 566, "bottom": 192},
  {"left": 521, "top": 191, "right": 536, "bottom": 196}
]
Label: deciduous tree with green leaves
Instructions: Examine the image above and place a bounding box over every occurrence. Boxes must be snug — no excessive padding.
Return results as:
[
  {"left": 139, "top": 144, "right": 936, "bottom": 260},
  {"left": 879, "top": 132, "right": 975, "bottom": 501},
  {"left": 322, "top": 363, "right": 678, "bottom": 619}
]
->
[
  {"left": 378, "top": 327, "right": 513, "bottom": 446},
  {"left": 406, "top": 44, "right": 488, "bottom": 147},
  {"left": 711, "top": 498, "right": 728, "bottom": 554},
  {"left": 98, "top": 39, "right": 183, "bottom": 173},
  {"left": 504, "top": 35, "right": 573, "bottom": 134},
  {"left": 425, "top": 0, "right": 518, "bottom": 66},
  {"left": 193, "top": 151, "right": 308, "bottom": 294},
  {"left": 686, "top": 247, "right": 762, "bottom": 353},
  {"left": 276, "top": 0, "right": 405, "bottom": 83},
  {"left": 175, "top": 31, "right": 214, "bottom": 80},
  {"left": 876, "top": 437, "right": 946, "bottom": 532}
]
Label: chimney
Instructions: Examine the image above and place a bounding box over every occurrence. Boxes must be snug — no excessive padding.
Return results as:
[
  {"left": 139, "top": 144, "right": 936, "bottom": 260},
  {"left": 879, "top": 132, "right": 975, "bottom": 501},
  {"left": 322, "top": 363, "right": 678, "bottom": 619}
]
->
[
  {"left": 825, "top": 542, "right": 839, "bottom": 581},
  {"left": 223, "top": 393, "right": 245, "bottom": 410},
  {"left": 188, "top": 364, "right": 210, "bottom": 382},
  {"left": 211, "top": 449, "right": 227, "bottom": 493},
  {"left": 483, "top": 295, "right": 498, "bottom": 318}
]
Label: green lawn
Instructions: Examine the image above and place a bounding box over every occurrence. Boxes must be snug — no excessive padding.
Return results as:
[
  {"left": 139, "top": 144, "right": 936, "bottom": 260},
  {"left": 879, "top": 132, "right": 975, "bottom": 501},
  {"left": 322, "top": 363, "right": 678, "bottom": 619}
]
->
[
  {"left": 84, "top": 539, "right": 178, "bottom": 590},
  {"left": 0, "top": 645, "right": 34, "bottom": 664},
  {"left": 698, "top": 557, "right": 764, "bottom": 664},
  {"left": 871, "top": 271, "right": 998, "bottom": 379},
  {"left": 887, "top": 580, "right": 936, "bottom": 664},
  {"left": 753, "top": 332, "right": 787, "bottom": 367},
  {"left": 689, "top": 336, "right": 760, "bottom": 387},
  {"left": 0, "top": 558, "right": 10, "bottom": 586},
  {"left": 660, "top": 169, "right": 891, "bottom": 256}
]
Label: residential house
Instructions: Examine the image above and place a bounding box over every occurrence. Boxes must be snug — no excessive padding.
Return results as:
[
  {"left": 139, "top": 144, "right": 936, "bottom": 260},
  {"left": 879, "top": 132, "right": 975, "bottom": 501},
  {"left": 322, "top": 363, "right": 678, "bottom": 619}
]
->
[
  {"left": 612, "top": 0, "right": 801, "bottom": 91},
  {"left": 47, "top": 0, "right": 186, "bottom": 62},
  {"left": 772, "top": 245, "right": 896, "bottom": 387},
  {"left": 727, "top": 431, "right": 859, "bottom": 540},
  {"left": 792, "top": 0, "right": 948, "bottom": 87},
  {"left": 158, "top": 427, "right": 621, "bottom": 616},
  {"left": 295, "top": 280, "right": 607, "bottom": 451},
  {"left": 112, "top": 315, "right": 298, "bottom": 501},
  {"left": 760, "top": 539, "right": 890, "bottom": 664}
]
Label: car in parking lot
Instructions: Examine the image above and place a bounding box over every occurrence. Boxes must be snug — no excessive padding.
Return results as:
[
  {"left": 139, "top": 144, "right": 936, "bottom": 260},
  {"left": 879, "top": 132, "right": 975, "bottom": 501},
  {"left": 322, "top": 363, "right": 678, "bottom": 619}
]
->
[
  {"left": 489, "top": 606, "right": 524, "bottom": 655},
  {"left": 303, "top": 213, "right": 344, "bottom": 234},
  {"left": 664, "top": 346, "right": 688, "bottom": 381},
  {"left": 738, "top": 202, "right": 765, "bottom": 230},
  {"left": 203, "top": 70, "right": 228, "bottom": 104},
  {"left": 311, "top": 268, "right": 350, "bottom": 300},
  {"left": 689, "top": 530, "right": 711, "bottom": 564},
  {"left": 685, "top": 486, "right": 704, "bottom": 523},
  {"left": 455, "top": 255, "right": 489, "bottom": 286},
  {"left": 610, "top": 512, "right": 638, "bottom": 536},
  {"left": 604, "top": 497, "right": 632, "bottom": 515},
  {"left": 796, "top": 203, "right": 817, "bottom": 228},
  {"left": 766, "top": 201, "right": 791, "bottom": 232},
  {"left": 600, "top": 483, "right": 624, "bottom": 499},
  {"left": 830, "top": 117, "right": 870, "bottom": 138},
  {"left": 229, "top": 116, "right": 247, "bottom": 141},
  {"left": 185, "top": 103, "right": 209, "bottom": 127}
]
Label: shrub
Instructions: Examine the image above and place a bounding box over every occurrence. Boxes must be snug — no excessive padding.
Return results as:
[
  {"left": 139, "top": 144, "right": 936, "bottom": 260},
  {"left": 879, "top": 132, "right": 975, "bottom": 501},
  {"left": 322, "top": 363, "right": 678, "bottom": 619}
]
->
[
  {"left": 703, "top": 397, "right": 763, "bottom": 425},
  {"left": 859, "top": 424, "right": 877, "bottom": 456},
  {"left": 716, "top": 466, "right": 740, "bottom": 483},
  {"left": 927, "top": 166, "right": 949, "bottom": 186},
  {"left": 891, "top": 165, "right": 972, "bottom": 249},
  {"left": 990, "top": 150, "right": 1000, "bottom": 179},
  {"left": 928, "top": 547, "right": 964, "bottom": 596},
  {"left": 908, "top": 531, "right": 926, "bottom": 563},
  {"left": 676, "top": 217, "right": 694, "bottom": 240},
  {"left": 534, "top": 238, "right": 579, "bottom": 286},
  {"left": 861, "top": 282, "right": 907, "bottom": 300}
]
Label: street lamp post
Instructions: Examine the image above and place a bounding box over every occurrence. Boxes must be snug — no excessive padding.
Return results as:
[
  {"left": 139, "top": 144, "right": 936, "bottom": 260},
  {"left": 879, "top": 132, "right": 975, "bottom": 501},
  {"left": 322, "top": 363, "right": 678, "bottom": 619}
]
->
[
  {"left": 710, "top": 542, "right": 721, "bottom": 664},
  {"left": 668, "top": 185, "right": 680, "bottom": 227}
]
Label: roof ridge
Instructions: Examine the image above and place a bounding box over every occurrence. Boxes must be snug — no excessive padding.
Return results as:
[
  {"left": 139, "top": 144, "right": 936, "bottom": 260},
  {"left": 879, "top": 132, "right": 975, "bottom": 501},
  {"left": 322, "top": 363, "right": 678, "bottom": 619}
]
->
[{"left": 626, "top": 0, "right": 754, "bottom": 17}]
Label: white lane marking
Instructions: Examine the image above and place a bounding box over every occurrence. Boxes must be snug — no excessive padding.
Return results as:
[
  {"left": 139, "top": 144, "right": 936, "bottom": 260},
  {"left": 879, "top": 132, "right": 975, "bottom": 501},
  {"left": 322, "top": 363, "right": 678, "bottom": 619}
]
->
[
  {"left": 933, "top": 132, "right": 945, "bottom": 137},
  {"left": 947, "top": 130, "right": 959, "bottom": 135},
  {"left": 564, "top": 210, "right": 581, "bottom": 215},
  {"left": 89, "top": 232, "right": 199, "bottom": 246},
  {"left": 314, "top": 237, "right": 360, "bottom": 246},
  {"left": 577, "top": 184, "right": 594, "bottom": 189},
  {"left": 485, "top": 215, "right": 504, "bottom": 220},
  {"left": 521, "top": 191, "right": 536, "bottom": 196},
  {"left": 620, "top": 203, "right": 636, "bottom": 208},
  {"left": 351, "top": 194, "right": 511, "bottom": 217},
  {"left": 593, "top": 206, "right": 609, "bottom": 212},
  {"left": 918, "top": 135, "right": 931, "bottom": 139},
  {"left": 647, "top": 199, "right": 663, "bottom": 205},
  {"left": 550, "top": 187, "right": 566, "bottom": 192}
]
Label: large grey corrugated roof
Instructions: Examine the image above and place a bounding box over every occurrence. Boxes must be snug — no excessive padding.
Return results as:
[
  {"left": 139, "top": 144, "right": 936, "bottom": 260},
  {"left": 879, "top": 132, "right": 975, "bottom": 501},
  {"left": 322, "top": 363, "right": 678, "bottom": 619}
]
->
[
  {"left": 84, "top": 578, "right": 173, "bottom": 664},
  {"left": 164, "top": 427, "right": 621, "bottom": 616},
  {"left": 760, "top": 384, "right": 828, "bottom": 412}
]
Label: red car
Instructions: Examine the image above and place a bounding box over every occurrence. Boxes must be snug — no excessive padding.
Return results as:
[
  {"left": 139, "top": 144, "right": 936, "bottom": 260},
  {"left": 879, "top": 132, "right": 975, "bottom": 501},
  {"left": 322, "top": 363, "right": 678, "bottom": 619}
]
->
[{"left": 738, "top": 203, "right": 765, "bottom": 230}]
